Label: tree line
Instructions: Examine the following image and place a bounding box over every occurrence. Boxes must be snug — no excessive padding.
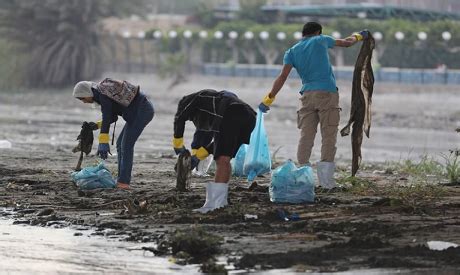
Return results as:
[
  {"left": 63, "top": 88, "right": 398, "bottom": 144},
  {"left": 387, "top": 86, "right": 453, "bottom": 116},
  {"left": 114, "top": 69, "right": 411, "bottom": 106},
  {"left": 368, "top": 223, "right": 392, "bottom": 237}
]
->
[{"left": 0, "top": 0, "right": 458, "bottom": 89}]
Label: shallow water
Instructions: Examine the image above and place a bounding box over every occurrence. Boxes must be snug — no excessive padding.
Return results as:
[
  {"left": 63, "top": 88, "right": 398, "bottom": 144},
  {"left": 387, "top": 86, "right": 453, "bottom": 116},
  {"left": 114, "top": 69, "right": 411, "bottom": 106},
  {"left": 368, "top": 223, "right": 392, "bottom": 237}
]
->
[
  {"left": 0, "top": 218, "right": 453, "bottom": 275},
  {"left": 0, "top": 219, "right": 200, "bottom": 274}
]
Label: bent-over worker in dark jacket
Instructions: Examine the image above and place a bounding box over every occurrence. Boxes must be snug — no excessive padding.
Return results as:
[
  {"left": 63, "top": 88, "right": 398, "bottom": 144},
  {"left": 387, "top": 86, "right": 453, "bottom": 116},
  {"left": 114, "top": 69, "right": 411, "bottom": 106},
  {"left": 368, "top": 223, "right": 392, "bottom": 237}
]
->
[{"left": 173, "top": 89, "right": 256, "bottom": 213}]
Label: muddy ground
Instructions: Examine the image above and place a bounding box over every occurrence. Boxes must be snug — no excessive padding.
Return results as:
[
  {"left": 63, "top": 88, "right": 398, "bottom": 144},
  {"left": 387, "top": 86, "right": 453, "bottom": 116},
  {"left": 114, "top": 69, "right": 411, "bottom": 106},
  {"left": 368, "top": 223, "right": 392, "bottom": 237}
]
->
[{"left": 1, "top": 74, "right": 460, "bottom": 273}]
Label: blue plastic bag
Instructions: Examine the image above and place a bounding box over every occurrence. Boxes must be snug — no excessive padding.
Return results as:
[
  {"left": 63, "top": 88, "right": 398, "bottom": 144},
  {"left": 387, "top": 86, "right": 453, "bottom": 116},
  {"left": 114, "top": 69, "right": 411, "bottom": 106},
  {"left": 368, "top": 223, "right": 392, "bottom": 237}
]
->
[
  {"left": 269, "top": 160, "right": 315, "bottom": 203},
  {"left": 231, "top": 144, "right": 248, "bottom": 177},
  {"left": 243, "top": 110, "right": 271, "bottom": 181},
  {"left": 71, "top": 162, "right": 116, "bottom": 190}
]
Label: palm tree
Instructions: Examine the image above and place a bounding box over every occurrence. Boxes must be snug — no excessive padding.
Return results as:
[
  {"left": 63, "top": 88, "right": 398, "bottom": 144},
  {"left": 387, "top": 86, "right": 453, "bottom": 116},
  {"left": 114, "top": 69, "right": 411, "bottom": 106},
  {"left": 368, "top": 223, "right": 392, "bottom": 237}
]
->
[{"left": 0, "top": 0, "right": 148, "bottom": 88}]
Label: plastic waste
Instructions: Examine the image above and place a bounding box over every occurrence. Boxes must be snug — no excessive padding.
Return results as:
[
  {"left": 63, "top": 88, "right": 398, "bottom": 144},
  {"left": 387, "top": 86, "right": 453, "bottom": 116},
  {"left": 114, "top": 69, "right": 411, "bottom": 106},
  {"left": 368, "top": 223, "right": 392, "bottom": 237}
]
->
[
  {"left": 270, "top": 160, "right": 315, "bottom": 203},
  {"left": 193, "top": 154, "right": 213, "bottom": 177},
  {"left": 231, "top": 144, "right": 248, "bottom": 177},
  {"left": 243, "top": 110, "right": 271, "bottom": 181},
  {"left": 276, "top": 208, "right": 300, "bottom": 221},
  {"left": 427, "top": 241, "right": 458, "bottom": 251},
  {"left": 71, "top": 162, "right": 116, "bottom": 190},
  {"left": 244, "top": 214, "right": 258, "bottom": 220},
  {"left": 0, "top": 140, "right": 12, "bottom": 149}
]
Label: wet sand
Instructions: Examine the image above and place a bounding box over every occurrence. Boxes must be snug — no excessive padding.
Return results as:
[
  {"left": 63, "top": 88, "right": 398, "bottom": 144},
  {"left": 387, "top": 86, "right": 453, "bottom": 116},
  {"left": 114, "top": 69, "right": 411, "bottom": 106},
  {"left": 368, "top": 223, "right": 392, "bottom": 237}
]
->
[{"left": 0, "top": 74, "right": 460, "bottom": 272}]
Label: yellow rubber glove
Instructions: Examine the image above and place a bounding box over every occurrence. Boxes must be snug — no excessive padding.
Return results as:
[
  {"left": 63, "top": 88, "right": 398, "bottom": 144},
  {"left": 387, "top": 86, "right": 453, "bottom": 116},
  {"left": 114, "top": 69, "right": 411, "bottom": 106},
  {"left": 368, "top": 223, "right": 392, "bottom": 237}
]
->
[
  {"left": 259, "top": 93, "right": 275, "bottom": 113},
  {"left": 262, "top": 93, "right": 275, "bottom": 106},
  {"left": 99, "top": 133, "right": 110, "bottom": 143},
  {"left": 172, "top": 137, "right": 186, "bottom": 155},
  {"left": 172, "top": 137, "right": 184, "bottom": 149},
  {"left": 193, "top": 147, "right": 209, "bottom": 161},
  {"left": 96, "top": 120, "right": 102, "bottom": 129},
  {"left": 97, "top": 133, "right": 110, "bottom": 160},
  {"left": 352, "top": 32, "right": 364, "bottom": 41}
]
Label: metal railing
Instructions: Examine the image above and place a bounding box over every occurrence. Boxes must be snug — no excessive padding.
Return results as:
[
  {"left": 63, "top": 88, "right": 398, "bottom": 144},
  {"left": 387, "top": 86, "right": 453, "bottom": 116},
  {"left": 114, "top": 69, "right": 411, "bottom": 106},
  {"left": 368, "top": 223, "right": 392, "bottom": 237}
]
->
[{"left": 202, "top": 63, "right": 460, "bottom": 85}]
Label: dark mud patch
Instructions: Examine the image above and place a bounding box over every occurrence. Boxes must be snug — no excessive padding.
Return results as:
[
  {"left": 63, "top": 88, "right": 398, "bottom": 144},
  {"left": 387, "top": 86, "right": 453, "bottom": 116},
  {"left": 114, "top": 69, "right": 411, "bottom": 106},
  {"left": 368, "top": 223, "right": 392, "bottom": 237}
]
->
[
  {"left": 237, "top": 245, "right": 460, "bottom": 271},
  {"left": 310, "top": 220, "right": 403, "bottom": 238},
  {"left": 329, "top": 235, "right": 389, "bottom": 249}
]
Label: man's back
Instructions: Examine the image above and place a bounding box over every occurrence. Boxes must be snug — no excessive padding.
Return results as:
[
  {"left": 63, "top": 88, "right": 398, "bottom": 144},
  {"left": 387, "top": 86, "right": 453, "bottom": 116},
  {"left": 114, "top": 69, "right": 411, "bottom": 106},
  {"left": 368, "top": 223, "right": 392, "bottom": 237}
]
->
[{"left": 284, "top": 35, "right": 337, "bottom": 93}]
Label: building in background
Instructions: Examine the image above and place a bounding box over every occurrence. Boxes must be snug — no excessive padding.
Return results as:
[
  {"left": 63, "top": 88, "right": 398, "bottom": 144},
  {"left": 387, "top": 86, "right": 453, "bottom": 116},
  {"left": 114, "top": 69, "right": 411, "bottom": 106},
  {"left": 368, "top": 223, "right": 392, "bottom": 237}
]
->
[
  {"left": 212, "top": 0, "right": 460, "bottom": 22},
  {"left": 265, "top": 0, "right": 460, "bottom": 13}
]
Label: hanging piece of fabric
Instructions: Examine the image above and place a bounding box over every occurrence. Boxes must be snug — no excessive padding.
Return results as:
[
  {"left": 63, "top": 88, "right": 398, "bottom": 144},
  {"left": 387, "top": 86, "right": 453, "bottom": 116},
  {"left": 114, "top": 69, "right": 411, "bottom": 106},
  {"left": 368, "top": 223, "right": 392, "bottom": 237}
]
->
[
  {"left": 340, "top": 32, "right": 375, "bottom": 176},
  {"left": 72, "top": 121, "right": 95, "bottom": 171}
]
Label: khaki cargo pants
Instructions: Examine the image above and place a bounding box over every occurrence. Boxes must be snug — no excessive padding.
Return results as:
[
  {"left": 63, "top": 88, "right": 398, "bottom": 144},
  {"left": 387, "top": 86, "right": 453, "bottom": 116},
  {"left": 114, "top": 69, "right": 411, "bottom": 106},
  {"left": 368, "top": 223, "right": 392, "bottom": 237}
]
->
[{"left": 297, "top": 91, "right": 340, "bottom": 165}]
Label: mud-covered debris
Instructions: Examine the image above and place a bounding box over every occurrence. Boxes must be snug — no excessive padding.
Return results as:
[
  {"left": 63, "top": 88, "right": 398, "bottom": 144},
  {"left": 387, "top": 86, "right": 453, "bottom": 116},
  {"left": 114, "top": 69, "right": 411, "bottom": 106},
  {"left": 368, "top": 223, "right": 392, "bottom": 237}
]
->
[
  {"left": 176, "top": 150, "right": 191, "bottom": 192},
  {"left": 336, "top": 235, "right": 388, "bottom": 249},
  {"left": 200, "top": 259, "right": 228, "bottom": 274},
  {"left": 276, "top": 208, "right": 300, "bottom": 222},
  {"left": 37, "top": 208, "right": 54, "bottom": 216},
  {"left": 30, "top": 214, "right": 58, "bottom": 226},
  {"left": 12, "top": 220, "right": 30, "bottom": 225},
  {"left": 248, "top": 181, "right": 258, "bottom": 191},
  {"left": 173, "top": 251, "right": 192, "bottom": 265},
  {"left": 17, "top": 208, "right": 36, "bottom": 214},
  {"left": 169, "top": 226, "right": 223, "bottom": 263},
  {"left": 123, "top": 198, "right": 148, "bottom": 215}
]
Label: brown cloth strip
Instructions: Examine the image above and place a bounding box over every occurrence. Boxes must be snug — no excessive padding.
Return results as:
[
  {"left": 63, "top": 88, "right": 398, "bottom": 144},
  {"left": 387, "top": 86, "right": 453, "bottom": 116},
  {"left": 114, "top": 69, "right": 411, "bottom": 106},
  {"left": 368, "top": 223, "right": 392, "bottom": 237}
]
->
[{"left": 340, "top": 32, "right": 376, "bottom": 176}]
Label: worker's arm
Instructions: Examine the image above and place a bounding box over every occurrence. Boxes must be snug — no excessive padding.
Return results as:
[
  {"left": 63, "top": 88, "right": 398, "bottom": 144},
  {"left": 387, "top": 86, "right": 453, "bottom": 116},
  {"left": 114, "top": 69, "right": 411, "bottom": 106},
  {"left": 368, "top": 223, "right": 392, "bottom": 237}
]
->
[
  {"left": 259, "top": 64, "right": 292, "bottom": 112},
  {"left": 268, "top": 64, "right": 292, "bottom": 98},
  {"left": 172, "top": 93, "right": 200, "bottom": 155},
  {"left": 335, "top": 30, "right": 368, "bottom": 48},
  {"left": 96, "top": 94, "right": 115, "bottom": 160}
]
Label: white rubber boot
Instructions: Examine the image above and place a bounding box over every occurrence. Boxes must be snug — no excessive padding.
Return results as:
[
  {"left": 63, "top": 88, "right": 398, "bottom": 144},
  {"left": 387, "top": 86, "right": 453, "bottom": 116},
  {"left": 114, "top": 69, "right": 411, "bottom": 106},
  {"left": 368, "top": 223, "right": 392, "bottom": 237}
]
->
[
  {"left": 193, "top": 182, "right": 228, "bottom": 214},
  {"left": 317, "top": 161, "right": 337, "bottom": 189},
  {"left": 192, "top": 155, "right": 213, "bottom": 177}
]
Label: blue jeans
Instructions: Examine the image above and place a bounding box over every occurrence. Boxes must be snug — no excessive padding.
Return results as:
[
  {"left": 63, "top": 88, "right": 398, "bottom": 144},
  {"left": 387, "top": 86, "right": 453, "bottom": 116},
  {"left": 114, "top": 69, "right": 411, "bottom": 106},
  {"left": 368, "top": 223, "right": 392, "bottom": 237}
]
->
[{"left": 116, "top": 97, "right": 154, "bottom": 184}]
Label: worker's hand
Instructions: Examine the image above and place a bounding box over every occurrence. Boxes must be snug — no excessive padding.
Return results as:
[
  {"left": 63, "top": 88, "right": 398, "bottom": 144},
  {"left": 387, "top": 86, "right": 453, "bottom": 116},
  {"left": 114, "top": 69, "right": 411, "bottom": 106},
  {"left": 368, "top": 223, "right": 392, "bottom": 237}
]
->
[
  {"left": 194, "top": 147, "right": 209, "bottom": 160},
  {"left": 87, "top": 122, "right": 99, "bottom": 131},
  {"left": 97, "top": 143, "right": 110, "bottom": 160},
  {"left": 172, "top": 137, "right": 186, "bottom": 155},
  {"left": 258, "top": 103, "right": 270, "bottom": 113},
  {"left": 353, "top": 30, "right": 369, "bottom": 41},
  {"left": 259, "top": 93, "right": 275, "bottom": 113},
  {"left": 360, "top": 30, "right": 369, "bottom": 38},
  {"left": 174, "top": 146, "right": 187, "bottom": 155},
  {"left": 191, "top": 155, "right": 200, "bottom": 170},
  {"left": 97, "top": 133, "right": 111, "bottom": 159}
]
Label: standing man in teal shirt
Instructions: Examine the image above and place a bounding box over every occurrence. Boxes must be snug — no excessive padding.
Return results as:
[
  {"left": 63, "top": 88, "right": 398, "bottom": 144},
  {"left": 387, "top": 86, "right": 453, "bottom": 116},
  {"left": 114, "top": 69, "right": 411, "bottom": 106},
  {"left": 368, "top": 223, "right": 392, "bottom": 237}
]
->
[{"left": 259, "top": 22, "right": 368, "bottom": 189}]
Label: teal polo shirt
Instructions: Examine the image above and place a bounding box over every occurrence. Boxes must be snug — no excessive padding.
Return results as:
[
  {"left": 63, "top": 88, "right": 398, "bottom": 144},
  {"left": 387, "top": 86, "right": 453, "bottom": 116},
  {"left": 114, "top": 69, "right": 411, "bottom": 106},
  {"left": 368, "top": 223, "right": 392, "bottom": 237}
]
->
[{"left": 283, "top": 35, "right": 337, "bottom": 93}]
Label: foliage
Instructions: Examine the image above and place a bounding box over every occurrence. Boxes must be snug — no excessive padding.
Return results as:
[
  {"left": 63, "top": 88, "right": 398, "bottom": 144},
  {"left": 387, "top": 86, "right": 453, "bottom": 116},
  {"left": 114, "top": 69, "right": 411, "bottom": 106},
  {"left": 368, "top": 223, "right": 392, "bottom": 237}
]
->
[
  {"left": 146, "top": 18, "right": 460, "bottom": 68},
  {"left": 152, "top": 0, "right": 206, "bottom": 15},
  {"left": 441, "top": 152, "right": 460, "bottom": 184},
  {"left": 393, "top": 155, "right": 444, "bottom": 176},
  {"left": 383, "top": 183, "right": 446, "bottom": 211},
  {"left": 328, "top": 18, "right": 460, "bottom": 68},
  {"left": 192, "top": 0, "right": 219, "bottom": 28},
  {"left": 0, "top": 39, "right": 25, "bottom": 90},
  {"left": 147, "top": 18, "right": 460, "bottom": 68},
  {"left": 238, "top": 0, "right": 268, "bottom": 23},
  {"left": 157, "top": 52, "right": 188, "bottom": 88},
  {"left": 0, "top": 0, "right": 148, "bottom": 88},
  {"left": 336, "top": 175, "right": 378, "bottom": 196}
]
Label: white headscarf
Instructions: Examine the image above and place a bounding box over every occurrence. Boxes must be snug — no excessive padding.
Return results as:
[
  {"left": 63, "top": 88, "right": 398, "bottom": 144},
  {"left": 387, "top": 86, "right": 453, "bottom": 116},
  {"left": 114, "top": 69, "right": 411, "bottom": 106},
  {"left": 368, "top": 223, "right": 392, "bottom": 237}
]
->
[{"left": 72, "top": 81, "right": 95, "bottom": 98}]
